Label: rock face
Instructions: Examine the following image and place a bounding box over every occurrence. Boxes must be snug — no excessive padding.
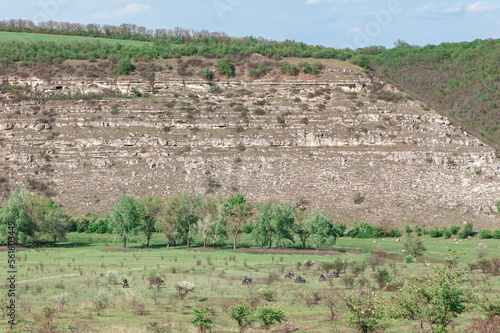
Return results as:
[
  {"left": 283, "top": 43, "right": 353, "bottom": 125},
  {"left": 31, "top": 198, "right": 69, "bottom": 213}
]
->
[{"left": 1, "top": 63, "right": 499, "bottom": 227}]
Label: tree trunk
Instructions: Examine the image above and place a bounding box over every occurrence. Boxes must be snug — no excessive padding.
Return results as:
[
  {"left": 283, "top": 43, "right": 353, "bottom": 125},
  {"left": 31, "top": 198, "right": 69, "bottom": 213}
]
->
[
  {"left": 123, "top": 238, "right": 127, "bottom": 248},
  {"left": 213, "top": 239, "right": 216, "bottom": 249},
  {"left": 203, "top": 238, "right": 207, "bottom": 249},
  {"left": 53, "top": 237, "right": 56, "bottom": 246},
  {"left": 187, "top": 237, "right": 190, "bottom": 248},
  {"left": 316, "top": 243, "right": 319, "bottom": 251},
  {"left": 233, "top": 232, "right": 238, "bottom": 250},
  {"left": 269, "top": 238, "right": 272, "bottom": 249},
  {"left": 166, "top": 237, "right": 170, "bottom": 249},
  {"left": 147, "top": 233, "right": 150, "bottom": 247},
  {"left": 302, "top": 240, "right": 306, "bottom": 249}
]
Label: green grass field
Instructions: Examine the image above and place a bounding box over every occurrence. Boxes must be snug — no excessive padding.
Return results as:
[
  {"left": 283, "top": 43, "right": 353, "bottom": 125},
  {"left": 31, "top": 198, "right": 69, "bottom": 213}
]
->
[
  {"left": 0, "top": 31, "right": 150, "bottom": 46},
  {"left": 1, "top": 233, "right": 499, "bottom": 332}
]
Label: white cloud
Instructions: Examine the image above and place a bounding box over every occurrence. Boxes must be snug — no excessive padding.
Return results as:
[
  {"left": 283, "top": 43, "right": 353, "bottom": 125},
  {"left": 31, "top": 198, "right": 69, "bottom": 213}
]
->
[
  {"left": 467, "top": 1, "right": 499, "bottom": 13},
  {"left": 305, "top": 0, "right": 358, "bottom": 4},
  {"left": 418, "top": 3, "right": 436, "bottom": 13},
  {"left": 347, "top": 27, "right": 362, "bottom": 34},
  {"left": 444, "top": 2, "right": 464, "bottom": 13},
  {"left": 416, "top": 2, "right": 466, "bottom": 19},
  {"left": 92, "top": 3, "right": 151, "bottom": 20}
]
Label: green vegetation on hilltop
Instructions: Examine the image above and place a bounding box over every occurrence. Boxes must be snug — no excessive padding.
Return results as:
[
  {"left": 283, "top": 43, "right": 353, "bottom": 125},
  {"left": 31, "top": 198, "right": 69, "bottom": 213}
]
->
[
  {"left": 367, "top": 39, "right": 500, "bottom": 150},
  {"left": 0, "top": 31, "right": 149, "bottom": 46}
]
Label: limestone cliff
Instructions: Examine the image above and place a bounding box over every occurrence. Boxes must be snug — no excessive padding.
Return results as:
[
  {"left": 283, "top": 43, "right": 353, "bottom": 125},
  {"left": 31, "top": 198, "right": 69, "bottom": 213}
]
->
[{"left": 1, "top": 60, "right": 499, "bottom": 228}]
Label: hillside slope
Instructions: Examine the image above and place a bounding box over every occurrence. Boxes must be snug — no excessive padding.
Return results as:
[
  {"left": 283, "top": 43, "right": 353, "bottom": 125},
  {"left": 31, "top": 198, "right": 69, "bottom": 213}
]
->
[
  {"left": 1, "top": 57, "right": 499, "bottom": 228},
  {"left": 369, "top": 39, "right": 500, "bottom": 150}
]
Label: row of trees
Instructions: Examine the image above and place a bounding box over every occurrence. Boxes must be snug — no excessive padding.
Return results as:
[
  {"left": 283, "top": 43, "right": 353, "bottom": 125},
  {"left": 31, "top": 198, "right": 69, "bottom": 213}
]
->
[
  {"left": 0, "top": 191, "right": 342, "bottom": 249},
  {"left": 0, "top": 190, "right": 489, "bottom": 249},
  {"left": 106, "top": 193, "right": 340, "bottom": 250},
  {"left": 0, "top": 19, "right": 234, "bottom": 43}
]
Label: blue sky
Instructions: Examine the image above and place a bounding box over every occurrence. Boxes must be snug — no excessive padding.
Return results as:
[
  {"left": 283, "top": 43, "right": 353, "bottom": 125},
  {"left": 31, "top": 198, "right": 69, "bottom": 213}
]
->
[{"left": 1, "top": 0, "right": 499, "bottom": 48}]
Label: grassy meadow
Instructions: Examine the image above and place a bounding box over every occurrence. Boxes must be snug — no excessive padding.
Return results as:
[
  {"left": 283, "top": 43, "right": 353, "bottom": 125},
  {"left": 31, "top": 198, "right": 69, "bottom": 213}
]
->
[
  {"left": 1, "top": 232, "right": 500, "bottom": 332},
  {"left": 0, "top": 31, "right": 150, "bottom": 46}
]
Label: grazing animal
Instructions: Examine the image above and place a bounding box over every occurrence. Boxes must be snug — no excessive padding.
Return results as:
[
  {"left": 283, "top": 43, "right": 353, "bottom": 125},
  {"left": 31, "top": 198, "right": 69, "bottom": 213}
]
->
[
  {"left": 242, "top": 276, "right": 252, "bottom": 285},
  {"left": 122, "top": 279, "right": 129, "bottom": 288},
  {"left": 295, "top": 276, "right": 306, "bottom": 283},
  {"left": 284, "top": 272, "right": 294, "bottom": 279}
]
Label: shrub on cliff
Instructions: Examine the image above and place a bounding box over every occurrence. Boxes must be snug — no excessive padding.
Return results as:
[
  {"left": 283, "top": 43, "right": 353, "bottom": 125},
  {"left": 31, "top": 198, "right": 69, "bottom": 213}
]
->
[{"left": 115, "top": 59, "right": 135, "bottom": 75}]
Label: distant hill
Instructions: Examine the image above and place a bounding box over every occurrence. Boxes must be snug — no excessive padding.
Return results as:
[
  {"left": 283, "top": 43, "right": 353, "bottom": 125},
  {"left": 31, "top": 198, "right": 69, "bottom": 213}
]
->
[{"left": 368, "top": 39, "right": 500, "bottom": 151}]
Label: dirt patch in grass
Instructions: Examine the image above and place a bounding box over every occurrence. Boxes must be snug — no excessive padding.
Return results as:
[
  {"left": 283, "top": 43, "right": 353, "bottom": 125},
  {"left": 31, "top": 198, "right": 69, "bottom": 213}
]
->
[{"left": 238, "top": 248, "right": 361, "bottom": 255}]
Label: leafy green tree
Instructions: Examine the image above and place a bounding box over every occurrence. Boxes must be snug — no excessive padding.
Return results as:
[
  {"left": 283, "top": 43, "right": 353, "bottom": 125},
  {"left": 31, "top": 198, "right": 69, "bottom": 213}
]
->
[
  {"left": 224, "top": 194, "right": 252, "bottom": 250},
  {"left": 354, "top": 55, "right": 370, "bottom": 71},
  {"left": 209, "top": 194, "right": 228, "bottom": 248},
  {"left": 305, "top": 210, "right": 339, "bottom": 250},
  {"left": 177, "top": 193, "right": 202, "bottom": 247},
  {"left": 403, "top": 233, "right": 426, "bottom": 258},
  {"left": 19, "top": 195, "right": 52, "bottom": 247},
  {"left": 293, "top": 208, "right": 310, "bottom": 249},
  {"left": 337, "top": 288, "right": 389, "bottom": 333},
  {"left": 42, "top": 201, "right": 69, "bottom": 245},
  {"left": 218, "top": 58, "right": 235, "bottom": 77},
  {"left": 252, "top": 201, "right": 296, "bottom": 249},
  {"left": 0, "top": 189, "right": 29, "bottom": 245},
  {"left": 229, "top": 301, "right": 254, "bottom": 332},
  {"left": 115, "top": 58, "right": 135, "bottom": 75},
  {"left": 387, "top": 247, "right": 472, "bottom": 332},
  {"left": 373, "top": 267, "right": 391, "bottom": 290},
  {"left": 191, "top": 306, "right": 213, "bottom": 333},
  {"left": 139, "top": 195, "right": 164, "bottom": 247},
  {"left": 157, "top": 196, "right": 183, "bottom": 248},
  {"left": 109, "top": 195, "right": 142, "bottom": 248},
  {"left": 255, "top": 305, "right": 285, "bottom": 330},
  {"left": 197, "top": 196, "right": 222, "bottom": 248}
]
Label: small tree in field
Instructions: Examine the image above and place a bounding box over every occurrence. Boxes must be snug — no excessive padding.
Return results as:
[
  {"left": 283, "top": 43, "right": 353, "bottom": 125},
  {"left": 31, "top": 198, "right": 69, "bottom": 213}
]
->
[
  {"left": 306, "top": 210, "right": 339, "bottom": 250},
  {"left": 139, "top": 195, "right": 164, "bottom": 247},
  {"left": 229, "top": 301, "right": 254, "bottom": 332},
  {"left": 177, "top": 281, "right": 195, "bottom": 300},
  {"left": 92, "top": 289, "right": 111, "bottom": 316},
  {"left": 403, "top": 233, "right": 426, "bottom": 258},
  {"left": 388, "top": 247, "right": 473, "bottom": 332},
  {"left": 337, "top": 287, "right": 389, "bottom": 333},
  {"left": 109, "top": 195, "right": 141, "bottom": 248},
  {"left": 105, "top": 270, "right": 118, "bottom": 284},
  {"left": 255, "top": 305, "right": 285, "bottom": 330},
  {"left": 191, "top": 306, "right": 214, "bottom": 333},
  {"left": 224, "top": 194, "right": 252, "bottom": 250}
]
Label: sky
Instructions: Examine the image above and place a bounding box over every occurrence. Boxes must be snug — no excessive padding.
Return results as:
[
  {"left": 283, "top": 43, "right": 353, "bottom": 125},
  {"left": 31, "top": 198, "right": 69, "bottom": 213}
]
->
[{"left": 1, "top": 0, "right": 499, "bottom": 49}]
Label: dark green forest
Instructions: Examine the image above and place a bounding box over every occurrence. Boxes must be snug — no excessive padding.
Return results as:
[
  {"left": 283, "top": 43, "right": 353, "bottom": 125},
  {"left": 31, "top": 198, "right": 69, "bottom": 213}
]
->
[{"left": 367, "top": 39, "right": 500, "bottom": 150}]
